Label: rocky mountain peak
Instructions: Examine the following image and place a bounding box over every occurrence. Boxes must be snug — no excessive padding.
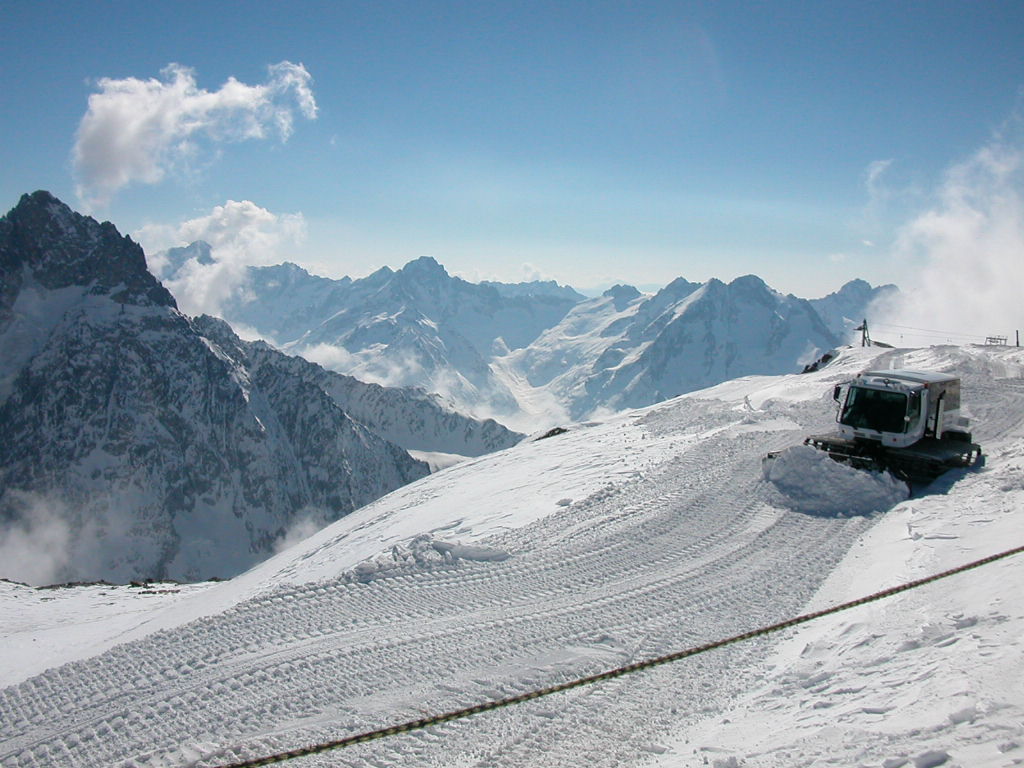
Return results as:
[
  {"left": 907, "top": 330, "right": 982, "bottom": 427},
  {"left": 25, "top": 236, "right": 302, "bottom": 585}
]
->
[
  {"left": 660, "top": 276, "right": 703, "bottom": 299},
  {"left": 481, "top": 279, "right": 585, "bottom": 302},
  {"left": 809, "top": 278, "right": 900, "bottom": 340},
  {"left": 153, "top": 240, "right": 214, "bottom": 280},
  {"left": 602, "top": 284, "right": 641, "bottom": 301},
  {"left": 602, "top": 284, "right": 642, "bottom": 310},
  {"left": 728, "top": 274, "right": 771, "bottom": 294},
  {"left": 0, "top": 193, "right": 475, "bottom": 583},
  {"left": 838, "top": 277, "right": 871, "bottom": 293},
  {"left": 393, "top": 257, "right": 457, "bottom": 301},
  {"left": 1, "top": 191, "right": 175, "bottom": 309},
  {"left": 399, "top": 255, "right": 448, "bottom": 279}
]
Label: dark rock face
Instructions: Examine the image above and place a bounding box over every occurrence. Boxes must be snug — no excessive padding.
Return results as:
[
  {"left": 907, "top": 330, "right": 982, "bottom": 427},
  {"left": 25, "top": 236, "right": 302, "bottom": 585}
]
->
[
  {"left": 0, "top": 192, "right": 429, "bottom": 584},
  {"left": 0, "top": 191, "right": 175, "bottom": 313},
  {"left": 194, "top": 315, "right": 523, "bottom": 458}
]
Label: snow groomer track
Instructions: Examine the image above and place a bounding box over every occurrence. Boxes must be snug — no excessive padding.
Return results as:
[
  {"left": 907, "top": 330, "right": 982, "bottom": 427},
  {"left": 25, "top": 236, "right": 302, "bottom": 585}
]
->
[{"left": 3, "top": 345, "right": 1023, "bottom": 768}]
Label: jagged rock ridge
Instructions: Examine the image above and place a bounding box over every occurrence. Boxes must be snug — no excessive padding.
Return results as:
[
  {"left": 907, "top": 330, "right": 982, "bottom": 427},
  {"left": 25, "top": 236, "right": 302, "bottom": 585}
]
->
[
  {"left": 194, "top": 315, "right": 523, "bottom": 457},
  {"left": 0, "top": 192, "right": 436, "bottom": 583}
]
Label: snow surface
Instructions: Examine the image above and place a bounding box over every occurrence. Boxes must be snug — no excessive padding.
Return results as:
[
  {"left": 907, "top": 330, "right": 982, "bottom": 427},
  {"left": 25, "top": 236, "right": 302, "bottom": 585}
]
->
[
  {"left": 0, "top": 580, "right": 215, "bottom": 689},
  {"left": 763, "top": 444, "right": 910, "bottom": 516},
  {"left": 1, "top": 343, "right": 1023, "bottom": 768}
]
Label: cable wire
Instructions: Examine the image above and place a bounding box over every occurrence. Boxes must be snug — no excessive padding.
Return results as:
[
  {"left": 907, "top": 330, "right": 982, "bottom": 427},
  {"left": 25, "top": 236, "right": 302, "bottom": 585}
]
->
[
  {"left": 204, "top": 543, "right": 1024, "bottom": 768},
  {"left": 870, "top": 322, "right": 996, "bottom": 344}
]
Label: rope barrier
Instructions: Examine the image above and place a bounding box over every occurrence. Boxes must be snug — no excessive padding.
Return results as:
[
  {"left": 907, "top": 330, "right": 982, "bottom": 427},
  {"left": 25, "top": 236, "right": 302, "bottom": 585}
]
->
[{"left": 207, "top": 543, "right": 1024, "bottom": 768}]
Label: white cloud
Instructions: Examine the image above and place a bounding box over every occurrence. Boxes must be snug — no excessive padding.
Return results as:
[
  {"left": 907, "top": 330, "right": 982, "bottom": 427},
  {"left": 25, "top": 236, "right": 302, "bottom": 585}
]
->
[
  {"left": 273, "top": 509, "right": 327, "bottom": 554},
  {"left": 859, "top": 158, "right": 894, "bottom": 233},
  {"left": 0, "top": 491, "right": 73, "bottom": 586},
  {"left": 864, "top": 159, "right": 893, "bottom": 192},
  {"left": 874, "top": 115, "right": 1024, "bottom": 346},
  {"left": 519, "top": 262, "right": 552, "bottom": 283},
  {"left": 0, "top": 490, "right": 156, "bottom": 585},
  {"left": 858, "top": 158, "right": 929, "bottom": 247},
  {"left": 301, "top": 343, "right": 427, "bottom": 390},
  {"left": 138, "top": 199, "right": 306, "bottom": 258},
  {"left": 135, "top": 200, "right": 307, "bottom": 318},
  {"left": 300, "top": 343, "right": 363, "bottom": 373},
  {"left": 73, "top": 61, "right": 317, "bottom": 207}
]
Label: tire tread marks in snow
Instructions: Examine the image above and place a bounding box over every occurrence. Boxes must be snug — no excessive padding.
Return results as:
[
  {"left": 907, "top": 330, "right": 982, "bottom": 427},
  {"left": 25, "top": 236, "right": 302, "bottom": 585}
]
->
[{"left": 2, "top": 418, "right": 878, "bottom": 767}]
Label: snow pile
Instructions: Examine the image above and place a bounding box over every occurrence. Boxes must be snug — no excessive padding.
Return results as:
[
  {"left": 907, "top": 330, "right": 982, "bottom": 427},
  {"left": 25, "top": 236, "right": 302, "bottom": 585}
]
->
[
  {"left": 345, "top": 534, "right": 510, "bottom": 583},
  {"left": 763, "top": 444, "right": 909, "bottom": 516}
]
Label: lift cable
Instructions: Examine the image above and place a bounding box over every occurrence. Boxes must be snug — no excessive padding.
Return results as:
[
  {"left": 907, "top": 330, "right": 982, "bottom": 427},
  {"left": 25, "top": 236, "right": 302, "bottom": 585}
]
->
[
  {"left": 870, "top": 322, "right": 993, "bottom": 342},
  {"left": 205, "top": 543, "right": 1024, "bottom": 768}
]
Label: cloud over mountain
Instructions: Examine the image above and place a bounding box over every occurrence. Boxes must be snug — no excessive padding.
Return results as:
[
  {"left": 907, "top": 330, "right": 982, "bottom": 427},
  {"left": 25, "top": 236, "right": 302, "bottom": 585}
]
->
[
  {"left": 0, "top": 192, "right": 431, "bottom": 583},
  {"left": 138, "top": 199, "right": 307, "bottom": 318},
  {"left": 73, "top": 62, "right": 317, "bottom": 207},
  {"left": 876, "top": 113, "right": 1024, "bottom": 345}
]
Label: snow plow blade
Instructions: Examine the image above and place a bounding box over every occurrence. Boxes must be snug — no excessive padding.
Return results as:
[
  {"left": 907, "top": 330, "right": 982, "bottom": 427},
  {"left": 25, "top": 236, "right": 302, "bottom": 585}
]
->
[{"left": 802, "top": 434, "right": 982, "bottom": 484}]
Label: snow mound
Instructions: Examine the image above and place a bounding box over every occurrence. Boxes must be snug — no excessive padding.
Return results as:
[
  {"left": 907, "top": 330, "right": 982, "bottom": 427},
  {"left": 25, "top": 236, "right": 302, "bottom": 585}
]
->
[
  {"left": 343, "top": 534, "right": 509, "bottom": 583},
  {"left": 763, "top": 444, "right": 909, "bottom": 516}
]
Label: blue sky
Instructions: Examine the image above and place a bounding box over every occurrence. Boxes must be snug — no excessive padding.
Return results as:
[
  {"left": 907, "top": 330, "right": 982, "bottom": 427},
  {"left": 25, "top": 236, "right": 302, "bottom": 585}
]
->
[{"left": 3, "top": 1, "right": 1024, "bottom": 297}]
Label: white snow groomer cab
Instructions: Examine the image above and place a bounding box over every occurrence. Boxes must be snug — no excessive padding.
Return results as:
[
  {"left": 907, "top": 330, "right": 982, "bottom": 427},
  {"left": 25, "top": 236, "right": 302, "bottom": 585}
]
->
[{"left": 804, "top": 370, "right": 982, "bottom": 484}]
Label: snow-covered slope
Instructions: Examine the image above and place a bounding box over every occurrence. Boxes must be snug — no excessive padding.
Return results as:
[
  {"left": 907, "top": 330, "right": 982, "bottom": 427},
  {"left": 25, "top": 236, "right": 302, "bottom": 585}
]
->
[
  {"left": 0, "top": 193, "right": 430, "bottom": 584},
  {"left": 2, "top": 342, "right": 1021, "bottom": 767},
  {"left": 670, "top": 343, "right": 1024, "bottom": 768}
]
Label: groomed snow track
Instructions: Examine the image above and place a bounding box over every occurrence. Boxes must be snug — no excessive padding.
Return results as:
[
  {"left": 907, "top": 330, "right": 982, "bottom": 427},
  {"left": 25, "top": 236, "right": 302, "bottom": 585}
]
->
[{"left": 2, "top": 345, "right": 1020, "bottom": 768}]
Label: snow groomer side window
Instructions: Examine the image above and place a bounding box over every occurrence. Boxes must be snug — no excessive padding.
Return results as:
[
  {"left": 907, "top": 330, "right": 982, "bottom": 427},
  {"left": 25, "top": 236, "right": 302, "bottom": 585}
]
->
[
  {"left": 944, "top": 380, "right": 961, "bottom": 412},
  {"left": 905, "top": 390, "right": 922, "bottom": 433}
]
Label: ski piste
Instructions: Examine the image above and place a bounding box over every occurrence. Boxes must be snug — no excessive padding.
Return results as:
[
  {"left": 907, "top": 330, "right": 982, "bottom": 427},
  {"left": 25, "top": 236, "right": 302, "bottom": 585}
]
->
[{"left": 2, "top": 343, "right": 1023, "bottom": 767}]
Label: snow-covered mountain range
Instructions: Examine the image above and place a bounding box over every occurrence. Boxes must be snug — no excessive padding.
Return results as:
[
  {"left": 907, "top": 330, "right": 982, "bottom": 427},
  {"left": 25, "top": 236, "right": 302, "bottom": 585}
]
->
[
  {"left": 501, "top": 274, "right": 846, "bottom": 420},
  {"left": 161, "top": 243, "right": 895, "bottom": 429},
  {"left": 211, "top": 255, "right": 583, "bottom": 425},
  {"left": 2, "top": 342, "right": 1021, "bottom": 767},
  {"left": 809, "top": 277, "right": 900, "bottom": 339},
  {"left": 0, "top": 193, "right": 518, "bottom": 584}
]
